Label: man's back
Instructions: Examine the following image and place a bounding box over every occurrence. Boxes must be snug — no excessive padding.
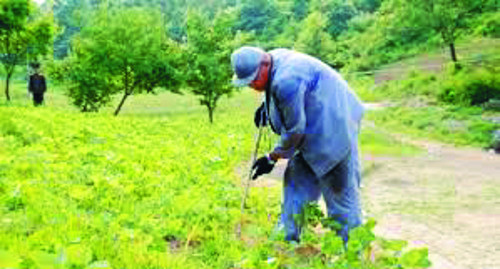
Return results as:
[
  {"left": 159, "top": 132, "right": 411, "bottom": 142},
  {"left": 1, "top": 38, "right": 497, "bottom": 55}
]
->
[
  {"left": 29, "top": 74, "right": 46, "bottom": 94},
  {"left": 267, "top": 49, "right": 364, "bottom": 180}
]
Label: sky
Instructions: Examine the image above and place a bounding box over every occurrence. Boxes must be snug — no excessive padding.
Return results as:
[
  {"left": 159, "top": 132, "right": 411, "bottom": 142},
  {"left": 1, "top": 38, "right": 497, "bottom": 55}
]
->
[{"left": 34, "top": 0, "right": 46, "bottom": 5}]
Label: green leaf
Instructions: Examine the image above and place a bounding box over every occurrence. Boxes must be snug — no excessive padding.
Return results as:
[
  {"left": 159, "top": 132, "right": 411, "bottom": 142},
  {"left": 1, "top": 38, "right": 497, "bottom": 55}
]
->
[
  {"left": 400, "top": 248, "right": 432, "bottom": 268},
  {"left": 364, "top": 217, "right": 377, "bottom": 231},
  {"left": 321, "top": 231, "right": 345, "bottom": 256},
  {"left": 380, "top": 238, "right": 408, "bottom": 252},
  {"left": 30, "top": 251, "right": 60, "bottom": 269},
  {"left": 0, "top": 249, "right": 22, "bottom": 268}
]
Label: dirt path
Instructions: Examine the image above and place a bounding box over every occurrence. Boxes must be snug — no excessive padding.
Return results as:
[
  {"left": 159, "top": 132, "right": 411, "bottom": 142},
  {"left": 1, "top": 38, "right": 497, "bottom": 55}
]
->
[
  {"left": 240, "top": 130, "right": 500, "bottom": 268},
  {"left": 363, "top": 139, "right": 500, "bottom": 269}
]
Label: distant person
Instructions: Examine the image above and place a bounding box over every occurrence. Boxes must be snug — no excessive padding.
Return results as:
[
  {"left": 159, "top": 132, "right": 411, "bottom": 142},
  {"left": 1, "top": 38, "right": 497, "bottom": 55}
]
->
[
  {"left": 231, "top": 46, "right": 364, "bottom": 244},
  {"left": 493, "top": 130, "right": 500, "bottom": 154},
  {"left": 28, "top": 68, "right": 47, "bottom": 106}
]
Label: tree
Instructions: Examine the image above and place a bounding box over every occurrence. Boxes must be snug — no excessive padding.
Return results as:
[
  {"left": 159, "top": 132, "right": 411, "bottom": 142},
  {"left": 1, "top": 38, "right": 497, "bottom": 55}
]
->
[
  {"left": 58, "top": 6, "right": 182, "bottom": 114},
  {"left": 403, "top": 0, "right": 487, "bottom": 62},
  {"left": 52, "top": 0, "right": 93, "bottom": 59},
  {"left": 236, "top": 0, "right": 286, "bottom": 44},
  {"left": 294, "top": 12, "right": 338, "bottom": 67},
  {"left": 309, "top": 0, "right": 358, "bottom": 39},
  {"left": 184, "top": 9, "right": 237, "bottom": 123},
  {"left": 352, "top": 0, "right": 382, "bottom": 13},
  {"left": 48, "top": 51, "right": 117, "bottom": 112},
  {"left": 292, "top": 0, "right": 308, "bottom": 21},
  {"left": 0, "top": 0, "right": 54, "bottom": 101},
  {"left": 326, "top": 1, "right": 358, "bottom": 39}
]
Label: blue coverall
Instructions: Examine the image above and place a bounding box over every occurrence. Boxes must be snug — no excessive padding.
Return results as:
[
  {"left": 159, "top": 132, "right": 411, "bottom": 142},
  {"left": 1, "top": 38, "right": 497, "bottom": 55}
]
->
[{"left": 264, "top": 49, "right": 365, "bottom": 242}]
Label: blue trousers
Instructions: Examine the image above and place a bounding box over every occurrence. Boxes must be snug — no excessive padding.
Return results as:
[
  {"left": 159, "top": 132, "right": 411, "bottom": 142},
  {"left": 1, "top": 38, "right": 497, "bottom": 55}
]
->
[{"left": 281, "top": 152, "right": 362, "bottom": 243}]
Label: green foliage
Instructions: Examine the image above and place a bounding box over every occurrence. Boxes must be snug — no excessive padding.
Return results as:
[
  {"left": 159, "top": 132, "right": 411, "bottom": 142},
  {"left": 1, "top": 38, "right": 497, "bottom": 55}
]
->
[
  {"left": 185, "top": 9, "right": 238, "bottom": 123},
  {"left": 367, "top": 105, "right": 499, "bottom": 147},
  {"left": 360, "top": 128, "right": 423, "bottom": 156},
  {"left": 356, "top": 63, "right": 500, "bottom": 108},
  {"left": 352, "top": 0, "right": 382, "bottom": 13},
  {"left": 266, "top": 203, "right": 432, "bottom": 268},
  {"left": 0, "top": 0, "right": 31, "bottom": 33},
  {"left": 472, "top": 12, "right": 500, "bottom": 38},
  {"left": 439, "top": 66, "right": 500, "bottom": 106},
  {"left": 376, "top": 70, "right": 440, "bottom": 101},
  {"left": 295, "top": 203, "right": 324, "bottom": 228},
  {"left": 292, "top": 0, "right": 308, "bottom": 21},
  {"left": 52, "top": 0, "right": 93, "bottom": 58},
  {"left": 401, "top": 0, "right": 485, "bottom": 62},
  {"left": 0, "top": 0, "right": 54, "bottom": 100},
  {"left": 0, "top": 100, "right": 254, "bottom": 268},
  {"left": 324, "top": 0, "right": 358, "bottom": 39},
  {"left": 236, "top": 0, "right": 285, "bottom": 43},
  {"left": 53, "top": 6, "right": 182, "bottom": 114},
  {"left": 48, "top": 55, "right": 115, "bottom": 112},
  {"left": 294, "top": 11, "right": 338, "bottom": 67},
  {"left": 272, "top": 18, "right": 301, "bottom": 48},
  {"left": 337, "top": 0, "right": 437, "bottom": 72}
]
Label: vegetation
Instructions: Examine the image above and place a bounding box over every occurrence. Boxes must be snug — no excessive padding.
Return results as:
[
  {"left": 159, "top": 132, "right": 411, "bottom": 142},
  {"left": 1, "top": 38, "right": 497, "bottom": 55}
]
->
[
  {"left": 0, "top": 0, "right": 54, "bottom": 101},
  {"left": 400, "top": 0, "right": 494, "bottom": 62},
  {"left": 367, "top": 105, "right": 498, "bottom": 147},
  {"left": 1, "top": 0, "right": 499, "bottom": 267},
  {"left": 438, "top": 65, "right": 500, "bottom": 106},
  {"left": 184, "top": 9, "right": 238, "bottom": 123},
  {"left": 353, "top": 62, "right": 500, "bottom": 148},
  {"left": 4, "top": 0, "right": 494, "bottom": 119},
  {"left": 49, "top": 6, "right": 183, "bottom": 115},
  {"left": 0, "top": 90, "right": 431, "bottom": 268}
]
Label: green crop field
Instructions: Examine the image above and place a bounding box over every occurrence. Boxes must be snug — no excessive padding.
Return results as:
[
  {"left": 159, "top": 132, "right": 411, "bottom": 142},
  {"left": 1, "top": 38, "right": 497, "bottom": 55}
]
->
[{"left": 0, "top": 86, "right": 431, "bottom": 268}]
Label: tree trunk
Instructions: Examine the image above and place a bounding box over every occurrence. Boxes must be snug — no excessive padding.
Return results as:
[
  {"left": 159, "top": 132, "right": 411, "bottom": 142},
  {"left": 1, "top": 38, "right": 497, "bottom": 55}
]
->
[
  {"left": 4, "top": 73, "right": 12, "bottom": 102},
  {"left": 114, "top": 91, "right": 130, "bottom": 116},
  {"left": 115, "top": 69, "right": 131, "bottom": 116},
  {"left": 208, "top": 106, "right": 214, "bottom": 123},
  {"left": 449, "top": 42, "right": 458, "bottom": 62}
]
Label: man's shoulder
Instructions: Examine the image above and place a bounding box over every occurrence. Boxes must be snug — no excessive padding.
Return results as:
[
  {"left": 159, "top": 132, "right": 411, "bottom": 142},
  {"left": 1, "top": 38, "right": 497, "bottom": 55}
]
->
[
  {"left": 269, "top": 48, "right": 292, "bottom": 56},
  {"left": 271, "top": 52, "right": 317, "bottom": 83}
]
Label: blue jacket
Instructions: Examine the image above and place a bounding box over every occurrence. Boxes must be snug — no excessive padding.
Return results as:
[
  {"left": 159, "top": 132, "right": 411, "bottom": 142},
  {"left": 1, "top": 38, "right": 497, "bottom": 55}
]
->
[{"left": 266, "top": 49, "right": 364, "bottom": 181}]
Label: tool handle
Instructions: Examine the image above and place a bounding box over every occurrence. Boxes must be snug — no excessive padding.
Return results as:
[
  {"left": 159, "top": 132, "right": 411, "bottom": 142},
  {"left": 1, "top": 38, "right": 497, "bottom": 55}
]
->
[{"left": 237, "top": 125, "right": 264, "bottom": 238}]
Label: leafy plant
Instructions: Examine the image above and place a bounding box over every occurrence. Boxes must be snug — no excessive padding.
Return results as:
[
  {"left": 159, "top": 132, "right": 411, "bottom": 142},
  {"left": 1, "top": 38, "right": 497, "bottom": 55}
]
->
[
  {"left": 184, "top": 9, "right": 238, "bottom": 123},
  {"left": 262, "top": 203, "right": 432, "bottom": 268},
  {"left": 53, "top": 6, "right": 183, "bottom": 114},
  {"left": 438, "top": 66, "right": 500, "bottom": 106}
]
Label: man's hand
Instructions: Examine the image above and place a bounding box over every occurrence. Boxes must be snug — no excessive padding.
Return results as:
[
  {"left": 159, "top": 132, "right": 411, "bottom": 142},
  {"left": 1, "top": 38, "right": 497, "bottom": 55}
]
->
[
  {"left": 254, "top": 103, "right": 268, "bottom": 128},
  {"left": 251, "top": 155, "right": 275, "bottom": 180}
]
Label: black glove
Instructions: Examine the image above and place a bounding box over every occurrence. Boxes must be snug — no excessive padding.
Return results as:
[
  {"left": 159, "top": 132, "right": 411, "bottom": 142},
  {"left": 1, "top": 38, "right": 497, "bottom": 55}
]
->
[
  {"left": 251, "top": 155, "right": 275, "bottom": 180},
  {"left": 254, "top": 103, "right": 268, "bottom": 128}
]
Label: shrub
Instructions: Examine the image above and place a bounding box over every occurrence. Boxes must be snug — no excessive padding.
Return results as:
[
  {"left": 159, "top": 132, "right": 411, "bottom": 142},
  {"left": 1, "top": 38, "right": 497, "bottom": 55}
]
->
[
  {"left": 473, "top": 12, "right": 500, "bottom": 38},
  {"left": 438, "top": 66, "right": 500, "bottom": 106}
]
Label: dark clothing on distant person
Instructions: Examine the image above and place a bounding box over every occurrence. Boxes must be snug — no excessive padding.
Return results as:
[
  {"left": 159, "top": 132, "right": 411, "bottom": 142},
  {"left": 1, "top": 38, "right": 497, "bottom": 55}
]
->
[
  {"left": 29, "top": 73, "right": 47, "bottom": 106},
  {"left": 32, "top": 93, "right": 44, "bottom": 105}
]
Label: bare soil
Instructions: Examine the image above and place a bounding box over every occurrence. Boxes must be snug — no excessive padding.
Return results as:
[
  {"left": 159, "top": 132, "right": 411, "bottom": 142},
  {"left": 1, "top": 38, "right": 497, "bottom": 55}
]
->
[{"left": 363, "top": 140, "right": 500, "bottom": 269}]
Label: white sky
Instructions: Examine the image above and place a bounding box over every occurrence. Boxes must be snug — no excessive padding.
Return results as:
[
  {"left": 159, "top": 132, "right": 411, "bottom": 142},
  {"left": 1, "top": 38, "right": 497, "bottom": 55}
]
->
[{"left": 34, "top": 0, "right": 46, "bottom": 5}]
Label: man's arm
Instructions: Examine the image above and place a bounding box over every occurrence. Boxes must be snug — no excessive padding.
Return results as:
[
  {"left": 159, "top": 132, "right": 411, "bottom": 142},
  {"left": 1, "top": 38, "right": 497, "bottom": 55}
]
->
[
  {"left": 41, "top": 76, "right": 47, "bottom": 93},
  {"left": 28, "top": 76, "right": 33, "bottom": 93},
  {"left": 269, "top": 77, "right": 307, "bottom": 161}
]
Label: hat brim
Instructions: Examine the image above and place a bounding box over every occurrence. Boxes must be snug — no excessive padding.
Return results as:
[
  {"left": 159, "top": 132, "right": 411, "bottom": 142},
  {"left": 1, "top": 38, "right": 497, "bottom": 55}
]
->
[{"left": 232, "top": 67, "right": 259, "bottom": 87}]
